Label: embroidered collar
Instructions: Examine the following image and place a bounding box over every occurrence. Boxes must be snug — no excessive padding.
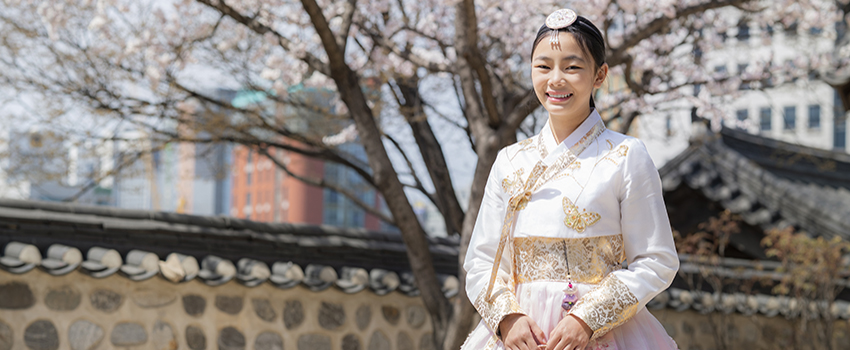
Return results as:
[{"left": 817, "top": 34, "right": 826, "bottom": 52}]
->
[{"left": 538, "top": 109, "right": 604, "bottom": 161}]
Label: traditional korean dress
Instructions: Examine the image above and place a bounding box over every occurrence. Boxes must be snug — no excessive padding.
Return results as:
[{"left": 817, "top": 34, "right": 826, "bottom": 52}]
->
[{"left": 462, "top": 110, "right": 679, "bottom": 350}]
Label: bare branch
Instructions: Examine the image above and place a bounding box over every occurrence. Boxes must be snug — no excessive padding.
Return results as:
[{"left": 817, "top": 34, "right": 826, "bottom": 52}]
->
[
  {"left": 384, "top": 133, "right": 437, "bottom": 205},
  {"left": 608, "top": 0, "right": 751, "bottom": 66},
  {"left": 503, "top": 88, "right": 539, "bottom": 132},
  {"left": 359, "top": 25, "right": 452, "bottom": 72},
  {"left": 256, "top": 147, "right": 396, "bottom": 225},
  {"left": 194, "top": 0, "right": 331, "bottom": 76},
  {"left": 337, "top": 0, "right": 357, "bottom": 51}
]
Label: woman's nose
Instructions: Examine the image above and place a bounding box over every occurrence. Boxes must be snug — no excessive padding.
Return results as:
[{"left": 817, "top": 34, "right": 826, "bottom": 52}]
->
[{"left": 550, "top": 70, "right": 567, "bottom": 85}]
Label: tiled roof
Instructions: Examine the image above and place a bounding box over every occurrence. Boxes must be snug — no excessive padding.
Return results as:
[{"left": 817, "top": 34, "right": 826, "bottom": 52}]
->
[
  {"left": 660, "top": 255, "right": 850, "bottom": 319},
  {"left": 659, "top": 127, "right": 850, "bottom": 240},
  {"left": 0, "top": 198, "right": 460, "bottom": 297}
]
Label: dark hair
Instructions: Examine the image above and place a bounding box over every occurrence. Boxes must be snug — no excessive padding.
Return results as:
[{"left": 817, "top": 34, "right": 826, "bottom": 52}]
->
[{"left": 531, "top": 15, "right": 606, "bottom": 108}]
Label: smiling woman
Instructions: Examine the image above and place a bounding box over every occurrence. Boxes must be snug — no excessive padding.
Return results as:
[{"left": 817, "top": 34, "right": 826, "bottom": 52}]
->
[{"left": 461, "top": 8, "right": 680, "bottom": 350}]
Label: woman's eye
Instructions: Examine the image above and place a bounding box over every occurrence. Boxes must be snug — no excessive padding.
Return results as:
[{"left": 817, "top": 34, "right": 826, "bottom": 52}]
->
[
  {"left": 535, "top": 65, "right": 550, "bottom": 70},
  {"left": 567, "top": 66, "right": 581, "bottom": 70}
]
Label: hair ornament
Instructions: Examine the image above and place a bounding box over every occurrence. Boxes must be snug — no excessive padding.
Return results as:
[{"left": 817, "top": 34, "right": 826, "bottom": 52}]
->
[{"left": 545, "top": 9, "right": 578, "bottom": 45}]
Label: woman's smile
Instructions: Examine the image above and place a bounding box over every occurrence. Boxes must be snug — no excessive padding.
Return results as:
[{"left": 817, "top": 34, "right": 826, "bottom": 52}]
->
[{"left": 546, "top": 91, "right": 574, "bottom": 103}]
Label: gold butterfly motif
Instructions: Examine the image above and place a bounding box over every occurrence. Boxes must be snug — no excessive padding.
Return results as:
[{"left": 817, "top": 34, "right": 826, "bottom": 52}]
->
[
  {"left": 563, "top": 197, "right": 601, "bottom": 233},
  {"left": 501, "top": 168, "right": 525, "bottom": 193}
]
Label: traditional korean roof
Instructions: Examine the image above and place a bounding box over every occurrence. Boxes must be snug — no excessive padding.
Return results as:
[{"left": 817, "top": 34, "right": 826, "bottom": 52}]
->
[
  {"left": 0, "top": 198, "right": 460, "bottom": 297},
  {"left": 656, "top": 254, "right": 850, "bottom": 319},
  {"left": 659, "top": 126, "right": 850, "bottom": 243}
]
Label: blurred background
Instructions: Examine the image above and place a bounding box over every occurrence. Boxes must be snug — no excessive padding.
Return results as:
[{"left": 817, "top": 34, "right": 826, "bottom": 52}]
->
[{"left": 0, "top": 0, "right": 848, "bottom": 349}]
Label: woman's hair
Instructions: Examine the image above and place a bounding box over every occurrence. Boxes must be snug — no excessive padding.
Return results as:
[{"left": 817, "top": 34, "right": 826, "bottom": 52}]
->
[{"left": 531, "top": 15, "right": 606, "bottom": 108}]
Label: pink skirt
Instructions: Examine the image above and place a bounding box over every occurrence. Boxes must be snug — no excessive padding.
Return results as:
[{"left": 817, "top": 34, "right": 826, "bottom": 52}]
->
[{"left": 462, "top": 281, "right": 678, "bottom": 350}]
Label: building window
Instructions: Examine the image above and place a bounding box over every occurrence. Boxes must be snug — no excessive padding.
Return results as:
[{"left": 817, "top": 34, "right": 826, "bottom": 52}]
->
[
  {"left": 785, "top": 22, "right": 798, "bottom": 37},
  {"left": 246, "top": 172, "right": 252, "bottom": 186},
  {"left": 738, "top": 64, "right": 750, "bottom": 90},
  {"left": 783, "top": 106, "right": 796, "bottom": 130},
  {"left": 247, "top": 149, "right": 253, "bottom": 164},
  {"left": 736, "top": 109, "right": 748, "bottom": 129},
  {"left": 836, "top": 91, "right": 846, "bottom": 150},
  {"left": 760, "top": 108, "right": 771, "bottom": 131},
  {"left": 714, "top": 65, "right": 727, "bottom": 76},
  {"left": 808, "top": 105, "right": 821, "bottom": 129},
  {"left": 737, "top": 22, "right": 750, "bottom": 40}
]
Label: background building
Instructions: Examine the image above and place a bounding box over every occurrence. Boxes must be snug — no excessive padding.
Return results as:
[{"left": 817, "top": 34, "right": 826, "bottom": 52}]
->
[{"left": 638, "top": 10, "right": 848, "bottom": 166}]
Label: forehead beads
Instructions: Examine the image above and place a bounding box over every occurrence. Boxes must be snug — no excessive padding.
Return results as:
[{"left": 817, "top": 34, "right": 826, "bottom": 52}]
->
[{"left": 545, "top": 9, "right": 578, "bottom": 45}]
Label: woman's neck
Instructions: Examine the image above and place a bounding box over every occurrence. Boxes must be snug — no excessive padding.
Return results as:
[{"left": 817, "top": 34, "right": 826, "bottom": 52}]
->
[{"left": 549, "top": 108, "right": 592, "bottom": 144}]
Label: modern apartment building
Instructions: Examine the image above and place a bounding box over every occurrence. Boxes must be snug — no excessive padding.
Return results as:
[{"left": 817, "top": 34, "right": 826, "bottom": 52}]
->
[{"left": 637, "top": 9, "right": 848, "bottom": 165}]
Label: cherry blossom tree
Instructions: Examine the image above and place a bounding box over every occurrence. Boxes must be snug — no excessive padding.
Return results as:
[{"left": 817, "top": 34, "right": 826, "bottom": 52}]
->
[{"left": 0, "top": 0, "right": 846, "bottom": 348}]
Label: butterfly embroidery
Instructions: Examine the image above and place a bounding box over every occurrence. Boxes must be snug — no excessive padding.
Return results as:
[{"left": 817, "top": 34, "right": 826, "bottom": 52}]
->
[
  {"left": 501, "top": 168, "right": 525, "bottom": 193},
  {"left": 563, "top": 197, "right": 601, "bottom": 233}
]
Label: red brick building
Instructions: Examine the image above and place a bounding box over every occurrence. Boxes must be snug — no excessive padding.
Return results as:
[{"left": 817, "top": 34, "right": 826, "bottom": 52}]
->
[{"left": 229, "top": 145, "right": 382, "bottom": 230}]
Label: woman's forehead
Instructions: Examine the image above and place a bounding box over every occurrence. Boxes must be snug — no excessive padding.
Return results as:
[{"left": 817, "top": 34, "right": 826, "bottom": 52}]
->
[{"left": 532, "top": 32, "right": 587, "bottom": 61}]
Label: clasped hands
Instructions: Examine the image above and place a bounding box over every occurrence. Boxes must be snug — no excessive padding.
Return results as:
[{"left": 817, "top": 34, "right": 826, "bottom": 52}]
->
[{"left": 499, "top": 313, "right": 592, "bottom": 350}]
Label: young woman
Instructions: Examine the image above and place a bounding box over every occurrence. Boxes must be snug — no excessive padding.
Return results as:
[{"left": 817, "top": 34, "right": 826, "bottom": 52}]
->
[{"left": 461, "top": 9, "right": 679, "bottom": 350}]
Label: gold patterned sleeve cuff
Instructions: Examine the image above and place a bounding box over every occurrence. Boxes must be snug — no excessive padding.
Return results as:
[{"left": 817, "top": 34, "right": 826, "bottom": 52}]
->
[
  {"left": 473, "top": 278, "right": 524, "bottom": 334},
  {"left": 570, "top": 274, "right": 639, "bottom": 341}
]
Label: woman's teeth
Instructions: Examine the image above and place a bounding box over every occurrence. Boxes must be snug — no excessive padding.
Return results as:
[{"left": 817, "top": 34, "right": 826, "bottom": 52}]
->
[{"left": 548, "top": 93, "right": 572, "bottom": 98}]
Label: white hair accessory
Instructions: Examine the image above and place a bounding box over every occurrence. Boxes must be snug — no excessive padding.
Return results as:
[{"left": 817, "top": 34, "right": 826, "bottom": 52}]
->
[{"left": 545, "top": 9, "right": 578, "bottom": 45}]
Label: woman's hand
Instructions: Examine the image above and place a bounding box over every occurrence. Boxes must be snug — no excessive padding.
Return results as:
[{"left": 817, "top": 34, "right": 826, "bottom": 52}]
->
[
  {"left": 499, "top": 314, "right": 547, "bottom": 350},
  {"left": 545, "top": 315, "right": 592, "bottom": 350}
]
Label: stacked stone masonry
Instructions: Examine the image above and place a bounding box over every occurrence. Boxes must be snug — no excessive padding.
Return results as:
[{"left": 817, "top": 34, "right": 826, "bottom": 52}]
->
[
  {"left": 0, "top": 268, "right": 436, "bottom": 350},
  {"left": 5, "top": 266, "right": 850, "bottom": 349}
]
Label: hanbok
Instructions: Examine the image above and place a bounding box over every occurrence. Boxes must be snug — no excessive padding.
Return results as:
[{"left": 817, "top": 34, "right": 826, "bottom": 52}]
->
[{"left": 462, "top": 110, "right": 679, "bottom": 350}]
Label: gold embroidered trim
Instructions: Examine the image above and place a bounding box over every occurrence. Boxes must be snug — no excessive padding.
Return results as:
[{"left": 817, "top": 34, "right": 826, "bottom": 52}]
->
[
  {"left": 473, "top": 277, "right": 523, "bottom": 333},
  {"left": 513, "top": 235, "right": 625, "bottom": 284},
  {"left": 570, "top": 274, "right": 639, "bottom": 341}
]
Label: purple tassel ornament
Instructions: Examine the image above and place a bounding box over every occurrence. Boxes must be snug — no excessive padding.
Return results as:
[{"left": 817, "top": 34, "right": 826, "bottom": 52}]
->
[{"left": 561, "top": 280, "right": 579, "bottom": 311}]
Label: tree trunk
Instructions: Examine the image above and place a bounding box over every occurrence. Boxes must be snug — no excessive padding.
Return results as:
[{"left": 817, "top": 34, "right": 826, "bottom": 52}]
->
[{"left": 300, "top": 0, "right": 454, "bottom": 343}]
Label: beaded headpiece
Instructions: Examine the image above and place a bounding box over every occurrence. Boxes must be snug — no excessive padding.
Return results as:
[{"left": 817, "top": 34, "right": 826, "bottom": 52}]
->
[{"left": 545, "top": 9, "right": 578, "bottom": 45}]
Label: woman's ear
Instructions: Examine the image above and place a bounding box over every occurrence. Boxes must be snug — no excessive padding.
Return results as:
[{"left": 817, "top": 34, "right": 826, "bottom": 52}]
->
[{"left": 594, "top": 63, "right": 609, "bottom": 88}]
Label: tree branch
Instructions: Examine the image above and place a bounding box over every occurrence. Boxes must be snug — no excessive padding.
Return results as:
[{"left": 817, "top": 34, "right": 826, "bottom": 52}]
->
[
  {"left": 359, "top": 25, "right": 451, "bottom": 72},
  {"left": 391, "top": 77, "right": 465, "bottom": 235},
  {"left": 457, "top": 0, "right": 500, "bottom": 127},
  {"left": 194, "top": 0, "right": 331, "bottom": 76},
  {"left": 257, "top": 147, "right": 396, "bottom": 224},
  {"left": 337, "top": 0, "right": 357, "bottom": 51},
  {"left": 502, "top": 88, "right": 539, "bottom": 132},
  {"left": 384, "top": 133, "right": 437, "bottom": 205},
  {"left": 608, "top": 0, "right": 751, "bottom": 67}
]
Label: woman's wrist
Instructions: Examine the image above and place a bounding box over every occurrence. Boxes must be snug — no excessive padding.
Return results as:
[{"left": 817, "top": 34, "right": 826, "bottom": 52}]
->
[
  {"left": 569, "top": 314, "right": 593, "bottom": 338},
  {"left": 498, "top": 313, "right": 524, "bottom": 336}
]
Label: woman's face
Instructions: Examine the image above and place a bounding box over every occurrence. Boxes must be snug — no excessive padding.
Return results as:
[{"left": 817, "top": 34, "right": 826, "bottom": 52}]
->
[{"left": 531, "top": 31, "right": 607, "bottom": 125}]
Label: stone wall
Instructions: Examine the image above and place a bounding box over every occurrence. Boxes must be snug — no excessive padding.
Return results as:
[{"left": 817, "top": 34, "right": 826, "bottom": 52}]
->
[
  {"left": 653, "top": 307, "right": 850, "bottom": 350},
  {"left": 6, "top": 267, "right": 850, "bottom": 350},
  {"left": 0, "top": 269, "right": 434, "bottom": 350}
]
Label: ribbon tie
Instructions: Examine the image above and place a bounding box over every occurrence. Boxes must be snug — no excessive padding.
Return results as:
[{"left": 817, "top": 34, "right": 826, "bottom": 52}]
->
[{"left": 485, "top": 161, "right": 547, "bottom": 301}]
